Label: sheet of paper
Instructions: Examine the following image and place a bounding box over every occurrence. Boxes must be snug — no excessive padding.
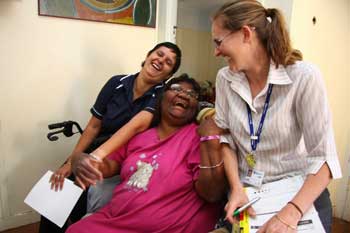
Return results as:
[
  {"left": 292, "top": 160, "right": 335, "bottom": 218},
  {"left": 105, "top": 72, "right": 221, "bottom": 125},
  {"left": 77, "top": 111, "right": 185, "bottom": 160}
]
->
[
  {"left": 24, "top": 170, "right": 83, "bottom": 228},
  {"left": 234, "top": 175, "right": 325, "bottom": 233}
]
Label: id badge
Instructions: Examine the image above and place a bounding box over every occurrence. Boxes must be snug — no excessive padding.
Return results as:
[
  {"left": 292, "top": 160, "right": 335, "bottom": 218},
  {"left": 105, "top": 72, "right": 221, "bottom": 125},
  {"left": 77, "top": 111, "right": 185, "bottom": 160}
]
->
[
  {"left": 243, "top": 168, "right": 264, "bottom": 188},
  {"left": 246, "top": 153, "right": 256, "bottom": 168}
]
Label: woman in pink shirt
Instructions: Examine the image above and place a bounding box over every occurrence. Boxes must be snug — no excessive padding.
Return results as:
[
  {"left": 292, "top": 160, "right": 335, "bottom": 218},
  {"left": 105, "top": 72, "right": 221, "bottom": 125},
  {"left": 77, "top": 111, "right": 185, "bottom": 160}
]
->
[{"left": 67, "top": 74, "right": 227, "bottom": 233}]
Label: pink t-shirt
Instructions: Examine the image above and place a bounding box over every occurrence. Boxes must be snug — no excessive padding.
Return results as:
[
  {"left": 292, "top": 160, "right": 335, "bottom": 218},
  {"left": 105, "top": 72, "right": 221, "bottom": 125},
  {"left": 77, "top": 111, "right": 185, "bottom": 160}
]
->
[{"left": 67, "top": 123, "right": 220, "bottom": 233}]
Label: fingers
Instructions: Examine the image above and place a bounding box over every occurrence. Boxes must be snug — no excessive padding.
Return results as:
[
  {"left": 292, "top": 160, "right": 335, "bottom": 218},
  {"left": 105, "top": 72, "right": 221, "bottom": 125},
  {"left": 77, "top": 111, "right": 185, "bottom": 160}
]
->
[
  {"left": 78, "top": 157, "right": 102, "bottom": 180},
  {"left": 75, "top": 176, "right": 86, "bottom": 190},
  {"left": 76, "top": 166, "right": 99, "bottom": 186},
  {"left": 247, "top": 206, "right": 256, "bottom": 217},
  {"left": 73, "top": 156, "right": 103, "bottom": 186},
  {"left": 224, "top": 202, "right": 239, "bottom": 224},
  {"left": 256, "top": 222, "right": 267, "bottom": 233},
  {"left": 58, "top": 175, "right": 65, "bottom": 190},
  {"left": 50, "top": 173, "right": 65, "bottom": 191}
]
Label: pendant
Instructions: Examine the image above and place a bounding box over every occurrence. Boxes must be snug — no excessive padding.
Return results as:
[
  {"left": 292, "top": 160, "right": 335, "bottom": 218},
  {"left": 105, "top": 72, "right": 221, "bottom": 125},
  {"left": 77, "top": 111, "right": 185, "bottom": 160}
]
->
[
  {"left": 246, "top": 153, "right": 256, "bottom": 168},
  {"left": 126, "top": 160, "right": 154, "bottom": 191}
]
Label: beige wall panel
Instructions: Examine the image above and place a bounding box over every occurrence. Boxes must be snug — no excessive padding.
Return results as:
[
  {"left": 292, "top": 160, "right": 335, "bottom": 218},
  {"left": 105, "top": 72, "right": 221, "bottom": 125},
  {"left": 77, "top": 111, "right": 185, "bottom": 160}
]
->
[
  {"left": 291, "top": 0, "right": 350, "bottom": 219},
  {"left": 0, "top": 0, "right": 157, "bottom": 230}
]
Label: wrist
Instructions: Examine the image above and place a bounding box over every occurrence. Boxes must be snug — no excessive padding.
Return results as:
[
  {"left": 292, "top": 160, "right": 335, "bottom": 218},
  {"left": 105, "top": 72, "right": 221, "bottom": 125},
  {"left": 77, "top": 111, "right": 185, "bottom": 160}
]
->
[
  {"left": 88, "top": 152, "right": 102, "bottom": 162},
  {"left": 287, "top": 201, "right": 303, "bottom": 218},
  {"left": 230, "top": 182, "right": 244, "bottom": 197},
  {"left": 280, "top": 204, "right": 302, "bottom": 224},
  {"left": 200, "top": 135, "right": 220, "bottom": 142},
  {"left": 91, "top": 148, "right": 106, "bottom": 160}
]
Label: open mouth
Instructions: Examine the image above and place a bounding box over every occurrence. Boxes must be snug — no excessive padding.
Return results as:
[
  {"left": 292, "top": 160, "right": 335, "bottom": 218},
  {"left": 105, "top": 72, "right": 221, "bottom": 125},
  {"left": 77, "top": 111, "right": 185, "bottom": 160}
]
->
[
  {"left": 174, "top": 100, "right": 188, "bottom": 109},
  {"left": 151, "top": 62, "right": 161, "bottom": 71}
]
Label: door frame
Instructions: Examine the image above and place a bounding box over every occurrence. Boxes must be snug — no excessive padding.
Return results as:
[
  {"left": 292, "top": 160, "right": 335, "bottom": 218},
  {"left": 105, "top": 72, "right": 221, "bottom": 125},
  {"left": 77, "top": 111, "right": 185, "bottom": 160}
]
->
[{"left": 157, "top": 0, "right": 177, "bottom": 43}]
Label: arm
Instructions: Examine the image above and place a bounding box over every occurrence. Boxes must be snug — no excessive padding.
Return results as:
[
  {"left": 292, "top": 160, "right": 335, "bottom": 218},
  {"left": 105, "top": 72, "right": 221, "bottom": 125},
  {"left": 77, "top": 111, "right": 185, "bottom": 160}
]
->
[
  {"left": 194, "top": 117, "right": 227, "bottom": 203},
  {"left": 71, "top": 111, "right": 153, "bottom": 189},
  {"left": 222, "top": 144, "right": 256, "bottom": 223},
  {"left": 50, "top": 116, "right": 102, "bottom": 190},
  {"left": 258, "top": 164, "right": 331, "bottom": 233},
  {"left": 258, "top": 66, "right": 341, "bottom": 233},
  {"left": 71, "top": 155, "right": 121, "bottom": 190},
  {"left": 91, "top": 110, "right": 153, "bottom": 160}
]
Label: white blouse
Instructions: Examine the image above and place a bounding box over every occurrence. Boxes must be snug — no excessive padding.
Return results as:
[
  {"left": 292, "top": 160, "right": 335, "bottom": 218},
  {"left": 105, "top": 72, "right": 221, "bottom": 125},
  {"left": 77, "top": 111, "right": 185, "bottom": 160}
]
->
[{"left": 215, "top": 61, "right": 342, "bottom": 183}]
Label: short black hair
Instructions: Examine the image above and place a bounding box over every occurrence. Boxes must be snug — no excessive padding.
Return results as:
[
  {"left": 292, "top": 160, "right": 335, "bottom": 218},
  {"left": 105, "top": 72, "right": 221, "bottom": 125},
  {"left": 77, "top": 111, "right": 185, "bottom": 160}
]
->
[
  {"left": 142, "top": 42, "right": 182, "bottom": 75},
  {"left": 151, "top": 73, "right": 200, "bottom": 126}
]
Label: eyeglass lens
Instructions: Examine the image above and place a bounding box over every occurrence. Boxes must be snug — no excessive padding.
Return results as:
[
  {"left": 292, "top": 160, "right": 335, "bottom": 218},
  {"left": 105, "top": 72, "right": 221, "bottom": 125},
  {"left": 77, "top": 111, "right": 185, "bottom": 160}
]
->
[{"left": 170, "top": 84, "right": 198, "bottom": 99}]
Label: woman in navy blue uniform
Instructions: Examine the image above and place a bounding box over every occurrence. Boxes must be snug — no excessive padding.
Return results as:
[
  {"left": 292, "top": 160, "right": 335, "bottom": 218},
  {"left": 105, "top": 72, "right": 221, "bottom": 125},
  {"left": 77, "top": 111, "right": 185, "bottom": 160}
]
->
[{"left": 40, "top": 42, "right": 181, "bottom": 233}]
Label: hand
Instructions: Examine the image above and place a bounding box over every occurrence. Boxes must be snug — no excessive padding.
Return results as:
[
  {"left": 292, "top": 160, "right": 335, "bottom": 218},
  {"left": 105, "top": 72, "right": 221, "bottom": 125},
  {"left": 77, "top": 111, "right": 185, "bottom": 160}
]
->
[
  {"left": 257, "top": 204, "right": 300, "bottom": 233},
  {"left": 197, "top": 117, "right": 226, "bottom": 137},
  {"left": 225, "top": 187, "right": 256, "bottom": 224},
  {"left": 71, "top": 153, "right": 103, "bottom": 190},
  {"left": 50, "top": 163, "right": 72, "bottom": 191}
]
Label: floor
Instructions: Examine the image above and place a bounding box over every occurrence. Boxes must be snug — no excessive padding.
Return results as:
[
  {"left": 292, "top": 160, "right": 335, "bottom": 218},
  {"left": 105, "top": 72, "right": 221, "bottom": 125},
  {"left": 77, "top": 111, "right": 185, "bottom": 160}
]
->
[{"left": 1, "top": 218, "right": 349, "bottom": 233}]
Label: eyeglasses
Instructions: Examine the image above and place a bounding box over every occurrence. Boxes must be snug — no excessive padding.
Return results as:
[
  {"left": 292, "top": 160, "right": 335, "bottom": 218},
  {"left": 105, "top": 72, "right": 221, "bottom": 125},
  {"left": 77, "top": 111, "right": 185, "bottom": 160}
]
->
[
  {"left": 169, "top": 83, "right": 199, "bottom": 100},
  {"left": 213, "top": 31, "right": 233, "bottom": 48}
]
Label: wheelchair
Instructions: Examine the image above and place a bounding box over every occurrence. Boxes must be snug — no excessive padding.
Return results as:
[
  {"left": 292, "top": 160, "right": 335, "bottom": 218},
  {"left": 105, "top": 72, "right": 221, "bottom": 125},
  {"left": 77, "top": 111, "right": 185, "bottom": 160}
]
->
[{"left": 40, "top": 120, "right": 111, "bottom": 233}]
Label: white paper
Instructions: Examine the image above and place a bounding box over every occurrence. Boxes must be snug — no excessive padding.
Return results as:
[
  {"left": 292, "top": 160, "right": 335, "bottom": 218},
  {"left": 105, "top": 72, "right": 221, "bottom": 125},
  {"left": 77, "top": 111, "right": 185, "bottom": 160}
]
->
[
  {"left": 241, "top": 175, "right": 325, "bottom": 233},
  {"left": 24, "top": 170, "right": 83, "bottom": 228}
]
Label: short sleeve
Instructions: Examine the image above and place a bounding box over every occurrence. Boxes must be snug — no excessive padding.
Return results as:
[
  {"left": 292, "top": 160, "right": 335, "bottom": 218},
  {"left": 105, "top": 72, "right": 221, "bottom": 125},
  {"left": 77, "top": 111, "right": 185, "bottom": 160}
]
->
[
  {"left": 295, "top": 64, "right": 342, "bottom": 179},
  {"left": 143, "top": 85, "right": 164, "bottom": 114},
  {"left": 214, "top": 69, "right": 237, "bottom": 152},
  {"left": 214, "top": 69, "right": 230, "bottom": 130},
  {"left": 90, "top": 76, "right": 122, "bottom": 119},
  {"left": 143, "top": 94, "right": 158, "bottom": 113}
]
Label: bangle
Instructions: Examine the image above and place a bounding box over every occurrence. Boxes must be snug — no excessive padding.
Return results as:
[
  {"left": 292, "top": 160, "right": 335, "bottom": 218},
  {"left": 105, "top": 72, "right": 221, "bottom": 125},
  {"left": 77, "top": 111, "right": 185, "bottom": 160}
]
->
[
  {"left": 199, "top": 160, "right": 224, "bottom": 169},
  {"left": 287, "top": 201, "right": 303, "bottom": 217},
  {"left": 200, "top": 135, "right": 220, "bottom": 142},
  {"left": 88, "top": 153, "right": 102, "bottom": 162},
  {"left": 275, "top": 214, "right": 297, "bottom": 230}
]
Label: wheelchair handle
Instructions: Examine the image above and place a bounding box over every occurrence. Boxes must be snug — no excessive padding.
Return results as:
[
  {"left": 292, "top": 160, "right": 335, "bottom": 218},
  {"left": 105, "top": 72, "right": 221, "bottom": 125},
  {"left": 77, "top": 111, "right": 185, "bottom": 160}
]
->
[{"left": 47, "top": 120, "right": 83, "bottom": 141}]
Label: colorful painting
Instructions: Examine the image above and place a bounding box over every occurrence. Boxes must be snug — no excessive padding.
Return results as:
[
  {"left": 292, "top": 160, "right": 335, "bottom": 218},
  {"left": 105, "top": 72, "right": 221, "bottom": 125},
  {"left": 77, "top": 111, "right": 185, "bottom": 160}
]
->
[{"left": 38, "top": 0, "right": 157, "bottom": 27}]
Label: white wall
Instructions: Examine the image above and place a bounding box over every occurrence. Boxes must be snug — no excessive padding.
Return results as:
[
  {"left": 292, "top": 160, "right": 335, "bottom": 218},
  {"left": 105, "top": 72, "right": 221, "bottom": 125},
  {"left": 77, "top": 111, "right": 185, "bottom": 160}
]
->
[
  {"left": 0, "top": 0, "right": 157, "bottom": 230},
  {"left": 290, "top": 0, "right": 350, "bottom": 219},
  {"left": 176, "top": 3, "right": 225, "bottom": 83}
]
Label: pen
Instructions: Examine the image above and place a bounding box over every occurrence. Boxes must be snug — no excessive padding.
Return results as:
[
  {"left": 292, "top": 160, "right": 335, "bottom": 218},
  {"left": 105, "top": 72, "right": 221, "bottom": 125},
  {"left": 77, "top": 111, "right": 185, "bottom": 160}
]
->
[{"left": 233, "top": 196, "right": 261, "bottom": 216}]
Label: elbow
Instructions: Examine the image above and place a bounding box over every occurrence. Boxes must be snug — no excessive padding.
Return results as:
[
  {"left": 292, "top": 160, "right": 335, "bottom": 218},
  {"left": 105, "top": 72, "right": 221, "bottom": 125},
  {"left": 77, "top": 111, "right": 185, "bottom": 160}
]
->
[
  {"left": 198, "top": 192, "right": 225, "bottom": 203},
  {"left": 135, "top": 123, "right": 148, "bottom": 134},
  {"left": 195, "top": 179, "right": 228, "bottom": 203},
  {"left": 196, "top": 184, "right": 226, "bottom": 203}
]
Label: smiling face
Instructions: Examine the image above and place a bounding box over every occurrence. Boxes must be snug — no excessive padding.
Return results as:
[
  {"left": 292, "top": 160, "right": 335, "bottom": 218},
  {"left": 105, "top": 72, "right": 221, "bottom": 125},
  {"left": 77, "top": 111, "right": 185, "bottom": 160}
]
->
[
  {"left": 161, "top": 81, "right": 199, "bottom": 127},
  {"left": 141, "top": 46, "right": 177, "bottom": 85},
  {"left": 212, "top": 19, "right": 248, "bottom": 72}
]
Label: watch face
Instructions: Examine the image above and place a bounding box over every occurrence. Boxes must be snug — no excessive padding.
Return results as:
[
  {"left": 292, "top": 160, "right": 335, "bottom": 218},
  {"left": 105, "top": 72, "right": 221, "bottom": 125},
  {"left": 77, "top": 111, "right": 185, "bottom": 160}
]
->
[{"left": 80, "top": 0, "right": 135, "bottom": 13}]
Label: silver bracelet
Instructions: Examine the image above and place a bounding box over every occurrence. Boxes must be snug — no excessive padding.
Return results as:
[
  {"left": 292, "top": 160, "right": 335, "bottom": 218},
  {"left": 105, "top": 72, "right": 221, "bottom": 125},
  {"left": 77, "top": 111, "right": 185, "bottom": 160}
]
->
[
  {"left": 198, "top": 160, "right": 224, "bottom": 169},
  {"left": 88, "top": 153, "right": 102, "bottom": 162}
]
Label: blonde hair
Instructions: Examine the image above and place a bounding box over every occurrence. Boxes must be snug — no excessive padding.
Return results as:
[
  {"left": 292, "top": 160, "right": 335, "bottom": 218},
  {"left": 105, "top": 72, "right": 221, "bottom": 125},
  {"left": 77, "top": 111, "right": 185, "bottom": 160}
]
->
[{"left": 213, "top": 0, "right": 302, "bottom": 67}]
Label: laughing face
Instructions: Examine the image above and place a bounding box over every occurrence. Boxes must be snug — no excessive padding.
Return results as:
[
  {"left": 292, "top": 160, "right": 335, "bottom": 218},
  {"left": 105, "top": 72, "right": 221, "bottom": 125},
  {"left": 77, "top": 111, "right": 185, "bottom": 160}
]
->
[
  {"left": 212, "top": 19, "right": 246, "bottom": 73},
  {"left": 142, "top": 46, "right": 177, "bottom": 85},
  {"left": 161, "top": 81, "right": 199, "bottom": 127}
]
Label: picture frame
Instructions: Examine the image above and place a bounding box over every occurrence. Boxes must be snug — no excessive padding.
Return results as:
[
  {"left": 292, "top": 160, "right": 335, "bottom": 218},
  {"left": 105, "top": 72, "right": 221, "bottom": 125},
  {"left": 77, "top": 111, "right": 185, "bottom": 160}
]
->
[{"left": 38, "top": 0, "right": 157, "bottom": 28}]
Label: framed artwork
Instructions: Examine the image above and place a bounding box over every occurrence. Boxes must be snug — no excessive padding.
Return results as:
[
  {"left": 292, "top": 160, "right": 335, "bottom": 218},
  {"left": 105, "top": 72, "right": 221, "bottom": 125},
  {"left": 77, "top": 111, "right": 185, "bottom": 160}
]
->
[{"left": 38, "top": 0, "right": 157, "bottom": 28}]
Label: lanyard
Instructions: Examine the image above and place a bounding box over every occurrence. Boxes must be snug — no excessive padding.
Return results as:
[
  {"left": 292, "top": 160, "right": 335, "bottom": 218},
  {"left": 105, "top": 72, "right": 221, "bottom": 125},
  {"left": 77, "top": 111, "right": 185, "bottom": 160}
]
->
[{"left": 246, "top": 84, "right": 273, "bottom": 152}]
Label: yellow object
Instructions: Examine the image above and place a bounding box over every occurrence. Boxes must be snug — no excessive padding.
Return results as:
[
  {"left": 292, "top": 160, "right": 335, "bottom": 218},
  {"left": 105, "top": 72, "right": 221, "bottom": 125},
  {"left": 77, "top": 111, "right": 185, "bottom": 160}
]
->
[
  {"left": 245, "top": 153, "right": 256, "bottom": 168},
  {"left": 196, "top": 107, "right": 215, "bottom": 123},
  {"left": 232, "top": 211, "right": 250, "bottom": 233}
]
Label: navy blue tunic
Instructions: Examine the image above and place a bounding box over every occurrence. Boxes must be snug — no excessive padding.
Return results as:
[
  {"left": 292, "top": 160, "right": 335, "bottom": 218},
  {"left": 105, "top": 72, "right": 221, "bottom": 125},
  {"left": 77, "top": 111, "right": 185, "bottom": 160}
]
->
[{"left": 90, "top": 73, "right": 164, "bottom": 138}]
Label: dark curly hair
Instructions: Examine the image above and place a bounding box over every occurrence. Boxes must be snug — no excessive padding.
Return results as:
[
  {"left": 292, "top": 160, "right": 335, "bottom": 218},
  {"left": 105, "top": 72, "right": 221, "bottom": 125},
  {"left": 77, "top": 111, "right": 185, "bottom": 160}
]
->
[{"left": 151, "top": 73, "right": 200, "bottom": 126}]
